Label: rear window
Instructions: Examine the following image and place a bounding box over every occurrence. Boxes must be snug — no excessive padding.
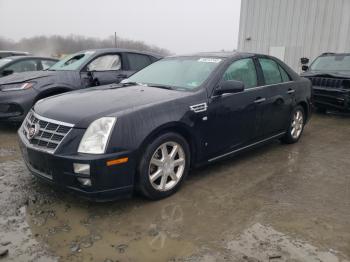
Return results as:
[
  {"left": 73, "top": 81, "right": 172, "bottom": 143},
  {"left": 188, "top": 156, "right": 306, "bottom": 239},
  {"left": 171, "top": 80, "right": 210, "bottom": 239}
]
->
[
  {"left": 259, "top": 58, "right": 283, "bottom": 85},
  {"left": 127, "top": 53, "right": 152, "bottom": 71}
]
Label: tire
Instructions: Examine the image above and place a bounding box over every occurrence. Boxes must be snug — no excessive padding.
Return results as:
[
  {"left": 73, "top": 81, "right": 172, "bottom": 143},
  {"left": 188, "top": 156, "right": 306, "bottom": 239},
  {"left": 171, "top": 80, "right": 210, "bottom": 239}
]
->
[
  {"left": 137, "top": 132, "right": 190, "bottom": 200},
  {"left": 281, "top": 106, "right": 305, "bottom": 144}
]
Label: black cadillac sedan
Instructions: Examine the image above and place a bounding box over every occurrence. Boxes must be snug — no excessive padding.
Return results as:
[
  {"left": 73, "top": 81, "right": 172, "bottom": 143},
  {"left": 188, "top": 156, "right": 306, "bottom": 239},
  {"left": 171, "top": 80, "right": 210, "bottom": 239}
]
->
[
  {"left": 0, "top": 48, "right": 161, "bottom": 122},
  {"left": 18, "top": 52, "right": 312, "bottom": 200}
]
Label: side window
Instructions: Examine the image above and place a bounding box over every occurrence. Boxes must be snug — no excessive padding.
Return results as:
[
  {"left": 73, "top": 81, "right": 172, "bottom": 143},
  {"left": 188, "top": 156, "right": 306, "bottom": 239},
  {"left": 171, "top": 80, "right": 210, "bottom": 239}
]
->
[
  {"left": 87, "top": 54, "right": 121, "bottom": 71},
  {"left": 41, "top": 59, "right": 57, "bottom": 70},
  {"left": 5, "top": 60, "right": 38, "bottom": 73},
  {"left": 258, "top": 58, "right": 282, "bottom": 85},
  {"left": 279, "top": 65, "right": 291, "bottom": 82},
  {"left": 223, "top": 58, "right": 257, "bottom": 89},
  {"left": 127, "top": 53, "right": 152, "bottom": 71}
]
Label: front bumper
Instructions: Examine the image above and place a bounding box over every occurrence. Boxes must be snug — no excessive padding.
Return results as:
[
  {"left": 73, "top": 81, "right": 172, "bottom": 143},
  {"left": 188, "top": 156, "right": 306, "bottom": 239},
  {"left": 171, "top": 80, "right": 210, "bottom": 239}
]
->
[
  {"left": 18, "top": 129, "right": 136, "bottom": 201},
  {"left": 0, "top": 88, "right": 37, "bottom": 122},
  {"left": 313, "top": 86, "right": 350, "bottom": 111}
]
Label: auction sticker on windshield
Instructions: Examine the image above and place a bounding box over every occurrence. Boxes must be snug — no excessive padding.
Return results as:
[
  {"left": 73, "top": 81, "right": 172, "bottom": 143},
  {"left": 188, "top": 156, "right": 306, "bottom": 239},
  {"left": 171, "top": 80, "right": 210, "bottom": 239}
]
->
[{"left": 198, "top": 58, "right": 222, "bottom": 63}]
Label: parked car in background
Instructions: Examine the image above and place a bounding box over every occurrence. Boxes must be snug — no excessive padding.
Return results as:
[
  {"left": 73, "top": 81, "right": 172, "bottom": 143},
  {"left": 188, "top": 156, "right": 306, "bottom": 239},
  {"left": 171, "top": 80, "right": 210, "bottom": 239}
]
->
[
  {"left": 0, "top": 50, "right": 30, "bottom": 59},
  {"left": 0, "top": 48, "right": 162, "bottom": 122},
  {"left": 18, "top": 52, "right": 312, "bottom": 201},
  {"left": 301, "top": 53, "right": 350, "bottom": 112},
  {"left": 0, "top": 56, "right": 58, "bottom": 77}
]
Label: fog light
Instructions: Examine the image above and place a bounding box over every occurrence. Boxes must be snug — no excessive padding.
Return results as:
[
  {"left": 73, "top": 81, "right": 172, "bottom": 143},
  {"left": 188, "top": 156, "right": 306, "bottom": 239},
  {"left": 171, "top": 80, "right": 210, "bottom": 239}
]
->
[
  {"left": 73, "top": 163, "right": 90, "bottom": 175},
  {"left": 77, "top": 177, "right": 92, "bottom": 187}
]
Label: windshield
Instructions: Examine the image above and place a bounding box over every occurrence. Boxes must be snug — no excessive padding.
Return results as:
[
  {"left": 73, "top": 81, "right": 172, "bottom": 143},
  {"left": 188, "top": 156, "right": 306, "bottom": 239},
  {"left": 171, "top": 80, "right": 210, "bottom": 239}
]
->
[
  {"left": 310, "top": 55, "right": 350, "bottom": 72},
  {"left": 49, "top": 50, "right": 95, "bottom": 71},
  {"left": 125, "top": 57, "right": 223, "bottom": 90},
  {"left": 0, "top": 58, "right": 13, "bottom": 67}
]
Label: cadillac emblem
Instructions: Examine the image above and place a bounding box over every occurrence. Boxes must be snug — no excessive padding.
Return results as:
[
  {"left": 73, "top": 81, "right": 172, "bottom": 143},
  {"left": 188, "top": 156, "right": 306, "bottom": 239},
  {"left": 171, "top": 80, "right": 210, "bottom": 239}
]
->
[{"left": 27, "top": 123, "right": 40, "bottom": 140}]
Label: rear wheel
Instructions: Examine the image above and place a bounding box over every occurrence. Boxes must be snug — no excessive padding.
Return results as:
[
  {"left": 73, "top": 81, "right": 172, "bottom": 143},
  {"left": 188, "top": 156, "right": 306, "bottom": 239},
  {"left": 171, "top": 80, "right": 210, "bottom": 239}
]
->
[
  {"left": 138, "top": 132, "right": 190, "bottom": 200},
  {"left": 281, "top": 106, "right": 305, "bottom": 144}
]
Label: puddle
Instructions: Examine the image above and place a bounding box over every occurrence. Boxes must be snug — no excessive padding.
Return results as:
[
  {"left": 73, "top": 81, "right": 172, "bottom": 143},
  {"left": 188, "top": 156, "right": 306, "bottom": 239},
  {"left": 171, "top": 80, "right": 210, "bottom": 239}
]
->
[{"left": 225, "top": 223, "right": 349, "bottom": 262}]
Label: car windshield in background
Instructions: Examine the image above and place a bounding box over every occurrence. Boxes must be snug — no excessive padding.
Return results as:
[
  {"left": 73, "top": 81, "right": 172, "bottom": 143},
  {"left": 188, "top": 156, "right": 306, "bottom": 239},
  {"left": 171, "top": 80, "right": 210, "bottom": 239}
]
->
[
  {"left": 0, "top": 58, "right": 12, "bottom": 67},
  {"left": 49, "top": 51, "right": 95, "bottom": 71},
  {"left": 310, "top": 55, "right": 350, "bottom": 72},
  {"left": 125, "top": 57, "right": 222, "bottom": 90}
]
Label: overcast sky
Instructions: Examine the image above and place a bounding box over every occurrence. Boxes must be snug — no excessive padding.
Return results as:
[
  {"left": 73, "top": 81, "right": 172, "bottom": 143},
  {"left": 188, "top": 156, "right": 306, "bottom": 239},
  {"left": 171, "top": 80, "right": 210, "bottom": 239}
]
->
[{"left": 0, "top": 0, "right": 241, "bottom": 54}]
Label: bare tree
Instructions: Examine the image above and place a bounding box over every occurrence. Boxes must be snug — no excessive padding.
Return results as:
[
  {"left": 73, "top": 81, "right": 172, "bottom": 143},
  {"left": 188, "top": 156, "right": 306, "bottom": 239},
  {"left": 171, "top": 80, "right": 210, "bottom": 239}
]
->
[{"left": 0, "top": 34, "right": 171, "bottom": 57}]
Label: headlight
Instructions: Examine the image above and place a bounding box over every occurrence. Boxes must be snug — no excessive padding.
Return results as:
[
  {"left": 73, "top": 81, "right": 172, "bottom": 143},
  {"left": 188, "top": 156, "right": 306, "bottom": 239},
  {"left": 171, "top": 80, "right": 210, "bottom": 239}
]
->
[
  {"left": 1, "top": 82, "right": 35, "bottom": 92},
  {"left": 78, "top": 117, "right": 116, "bottom": 154}
]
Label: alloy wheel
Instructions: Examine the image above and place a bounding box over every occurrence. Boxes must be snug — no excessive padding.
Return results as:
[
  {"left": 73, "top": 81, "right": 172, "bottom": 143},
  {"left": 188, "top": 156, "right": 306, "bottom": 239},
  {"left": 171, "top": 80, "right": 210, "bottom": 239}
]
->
[
  {"left": 291, "top": 110, "right": 304, "bottom": 139},
  {"left": 148, "top": 141, "right": 186, "bottom": 191}
]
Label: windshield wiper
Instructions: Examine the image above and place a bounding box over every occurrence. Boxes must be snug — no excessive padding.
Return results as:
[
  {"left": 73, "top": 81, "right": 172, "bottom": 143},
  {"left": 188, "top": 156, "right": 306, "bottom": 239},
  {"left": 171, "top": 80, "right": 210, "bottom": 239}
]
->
[
  {"left": 119, "top": 81, "right": 140, "bottom": 86},
  {"left": 146, "top": 84, "right": 175, "bottom": 90}
]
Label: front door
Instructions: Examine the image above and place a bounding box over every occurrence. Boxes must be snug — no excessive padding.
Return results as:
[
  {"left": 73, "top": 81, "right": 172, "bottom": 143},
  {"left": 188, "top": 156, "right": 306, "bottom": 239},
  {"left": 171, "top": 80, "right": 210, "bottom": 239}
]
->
[
  {"left": 201, "top": 58, "right": 266, "bottom": 160},
  {"left": 80, "top": 53, "right": 126, "bottom": 87}
]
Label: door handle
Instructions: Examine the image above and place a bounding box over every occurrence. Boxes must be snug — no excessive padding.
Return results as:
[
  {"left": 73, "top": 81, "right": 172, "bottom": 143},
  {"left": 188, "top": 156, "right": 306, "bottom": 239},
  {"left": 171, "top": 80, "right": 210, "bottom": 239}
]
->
[
  {"left": 254, "top": 97, "right": 266, "bottom": 104},
  {"left": 287, "top": 89, "right": 295, "bottom": 94}
]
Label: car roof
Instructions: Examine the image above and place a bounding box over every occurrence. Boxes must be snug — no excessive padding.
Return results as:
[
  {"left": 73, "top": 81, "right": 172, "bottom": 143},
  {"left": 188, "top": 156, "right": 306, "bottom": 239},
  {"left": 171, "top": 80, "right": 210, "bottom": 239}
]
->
[
  {"left": 167, "top": 51, "right": 259, "bottom": 59},
  {"left": 0, "top": 51, "right": 30, "bottom": 55},
  {"left": 1, "top": 55, "right": 58, "bottom": 61},
  {"left": 320, "top": 52, "right": 350, "bottom": 56},
  {"left": 79, "top": 48, "right": 163, "bottom": 58}
]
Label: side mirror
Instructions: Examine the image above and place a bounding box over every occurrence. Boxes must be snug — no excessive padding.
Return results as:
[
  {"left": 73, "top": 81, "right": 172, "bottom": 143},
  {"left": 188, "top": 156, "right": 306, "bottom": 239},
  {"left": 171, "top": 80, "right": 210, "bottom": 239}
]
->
[
  {"left": 2, "top": 69, "right": 14, "bottom": 76},
  {"left": 215, "top": 80, "right": 244, "bottom": 96},
  {"left": 300, "top": 57, "right": 309, "bottom": 65},
  {"left": 302, "top": 65, "right": 309, "bottom": 71}
]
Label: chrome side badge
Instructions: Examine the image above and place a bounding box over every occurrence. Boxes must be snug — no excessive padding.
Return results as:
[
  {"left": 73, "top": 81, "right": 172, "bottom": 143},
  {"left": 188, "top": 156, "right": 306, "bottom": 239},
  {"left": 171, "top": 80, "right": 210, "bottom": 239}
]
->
[{"left": 190, "top": 103, "right": 208, "bottom": 113}]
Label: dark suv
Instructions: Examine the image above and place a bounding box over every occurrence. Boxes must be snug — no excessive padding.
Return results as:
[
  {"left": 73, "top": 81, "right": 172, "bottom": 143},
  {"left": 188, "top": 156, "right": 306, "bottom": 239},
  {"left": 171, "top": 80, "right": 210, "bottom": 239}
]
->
[
  {"left": 18, "top": 52, "right": 312, "bottom": 201},
  {"left": 301, "top": 53, "right": 350, "bottom": 112},
  {"left": 0, "top": 48, "right": 162, "bottom": 122}
]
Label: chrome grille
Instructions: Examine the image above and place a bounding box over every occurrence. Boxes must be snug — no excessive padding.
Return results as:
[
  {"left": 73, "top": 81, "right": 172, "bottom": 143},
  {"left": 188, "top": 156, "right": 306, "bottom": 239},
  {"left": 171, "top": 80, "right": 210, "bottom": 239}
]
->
[{"left": 22, "top": 110, "right": 74, "bottom": 153}]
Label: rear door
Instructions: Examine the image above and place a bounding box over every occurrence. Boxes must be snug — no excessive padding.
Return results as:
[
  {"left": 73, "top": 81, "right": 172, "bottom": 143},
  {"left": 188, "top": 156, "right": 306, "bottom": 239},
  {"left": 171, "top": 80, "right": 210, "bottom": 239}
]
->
[
  {"left": 125, "top": 53, "right": 154, "bottom": 77},
  {"left": 257, "top": 57, "right": 295, "bottom": 137}
]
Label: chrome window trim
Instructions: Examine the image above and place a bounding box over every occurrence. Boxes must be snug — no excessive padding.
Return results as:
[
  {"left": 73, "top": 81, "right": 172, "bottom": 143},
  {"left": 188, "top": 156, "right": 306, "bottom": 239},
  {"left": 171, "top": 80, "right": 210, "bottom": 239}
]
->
[
  {"left": 211, "top": 81, "right": 294, "bottom": 98},
  {"left": 208, "top": 132, "right": 286, "bottom": 162}
]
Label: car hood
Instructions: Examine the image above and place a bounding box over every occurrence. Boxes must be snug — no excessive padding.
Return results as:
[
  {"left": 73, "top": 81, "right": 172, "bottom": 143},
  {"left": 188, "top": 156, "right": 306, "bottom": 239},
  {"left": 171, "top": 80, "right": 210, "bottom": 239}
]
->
[
  {"left": 34, "top": 85, "right": 190, "bottom": 128},
  {"left": 0, "top": 70, "right": 79, "bottom": 86},
  {"left": 302, "top": 71, "right": 350, "bottom": 79}
]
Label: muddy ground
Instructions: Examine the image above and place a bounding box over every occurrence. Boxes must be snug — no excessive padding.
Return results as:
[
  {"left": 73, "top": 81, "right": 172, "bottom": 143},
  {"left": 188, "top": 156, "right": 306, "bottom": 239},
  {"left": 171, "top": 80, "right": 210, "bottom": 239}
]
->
[{"left": 0, "top": 114, "right": 349, "bottom": 262}]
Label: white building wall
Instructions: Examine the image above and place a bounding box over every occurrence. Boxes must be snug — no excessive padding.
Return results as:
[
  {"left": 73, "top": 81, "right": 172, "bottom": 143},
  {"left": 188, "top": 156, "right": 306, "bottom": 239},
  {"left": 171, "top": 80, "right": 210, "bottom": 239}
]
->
[{"left": 238, "top": 0, "right": 350, "bottom": 72}]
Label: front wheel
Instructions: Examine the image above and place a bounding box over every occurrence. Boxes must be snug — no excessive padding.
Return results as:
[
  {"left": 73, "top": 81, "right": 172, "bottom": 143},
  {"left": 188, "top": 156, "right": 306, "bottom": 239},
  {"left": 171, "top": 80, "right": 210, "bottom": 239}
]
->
[
  {"left": 137, "top": 132, "right": 190, "bottom": 200},
  {"left": 281, "top": 106, "right": 305, "bottom": 144}
]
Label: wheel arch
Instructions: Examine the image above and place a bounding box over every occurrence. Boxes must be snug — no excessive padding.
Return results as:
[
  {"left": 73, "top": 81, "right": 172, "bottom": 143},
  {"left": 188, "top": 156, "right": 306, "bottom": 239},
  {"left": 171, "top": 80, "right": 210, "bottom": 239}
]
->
[
  {"left": 297, "top": 100, "right": 309, "bottom": 122},
  {"left": 34, "top": 86, "right": 72, "bottom": 104},
  {"left": 137, "top": 122, "right": 198, "bottom": 169}
]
